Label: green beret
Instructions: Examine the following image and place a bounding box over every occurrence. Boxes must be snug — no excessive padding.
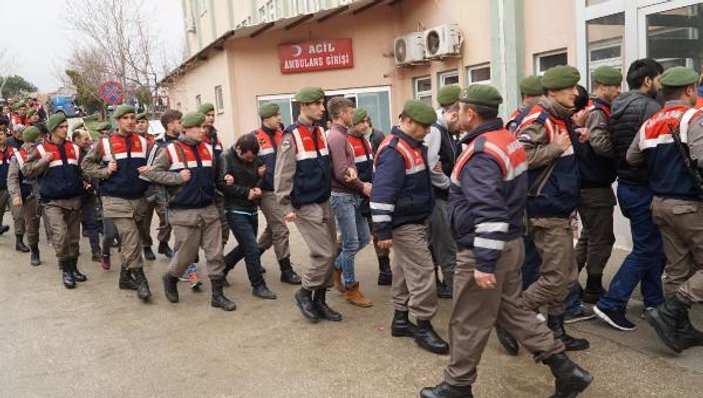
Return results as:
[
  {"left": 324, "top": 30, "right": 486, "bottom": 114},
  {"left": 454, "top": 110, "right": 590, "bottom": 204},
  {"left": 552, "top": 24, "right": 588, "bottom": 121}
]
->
[
  {"left": 258, "top": 102, "right": 280, "bottom": 119},
  {"left": 25, "top": 108, "right": 36, "bottom": 118},
  {"left": 22, "top": 126, "right": 41, "bottom": 142},
  {"left": 96, "top": 121, "right": 112, "bottom": 132},
  {"left": 294, "top": 87, "right": 325, "bottom": 103},
  {"left": 592, "top": 66, "right": 623, "bottom": 86},
  {"left": 136, "top": 112, "right": 149, "bottom": 121},
  {"left": 519, "top": 75, "right": 543, "bottom": 96},
  {"left": 660, "top": 66, "right": 700, "bottom": 88},
  {"left": 437, "top": 85, "right": 461, "bottom": 107},
  {"left": 541, "top": 65, "right": 581, "bottom": 90},
  {"left": 71, "top": 122, "right": 85, "bottom": 133},
  {"left": 198, "top": 102, "right": 215, "bottom": 114},
  {"left": 46, "top": 113, "right": 67, "bottom": 132},
  {"left": 403, "top": 99, "right": 437, "bottom": 126},
  {"left": 460, "top": 84, "right": 503, "bottom": 108},
  {"left": 113, "top": 105, "right": 136, "bottom": 119},
  {"left": 352, "top": 107, "right": 368, "bottom": 126},
  {"left": 182, "top": 112, "right": 206, "bottom": 128},
  {"left": 11, "top": 102, "right": 21, "bottom": 111}
]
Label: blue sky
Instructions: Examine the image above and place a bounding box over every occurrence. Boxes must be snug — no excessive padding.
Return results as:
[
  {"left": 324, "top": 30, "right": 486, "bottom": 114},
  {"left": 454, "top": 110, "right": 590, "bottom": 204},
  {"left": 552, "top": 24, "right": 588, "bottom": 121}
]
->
[{"left": 0, "top": 0, "right": 185, "bottom": 92}]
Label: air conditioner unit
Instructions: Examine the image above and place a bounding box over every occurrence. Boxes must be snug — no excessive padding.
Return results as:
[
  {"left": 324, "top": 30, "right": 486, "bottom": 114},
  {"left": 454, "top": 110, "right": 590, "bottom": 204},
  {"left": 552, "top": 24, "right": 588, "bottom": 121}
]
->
[
  {"left": 393, "top": 32, "right": 425, "bottom": 66},
  {"left": 423, "top": 24, "right": 463, "bottom": 59}
]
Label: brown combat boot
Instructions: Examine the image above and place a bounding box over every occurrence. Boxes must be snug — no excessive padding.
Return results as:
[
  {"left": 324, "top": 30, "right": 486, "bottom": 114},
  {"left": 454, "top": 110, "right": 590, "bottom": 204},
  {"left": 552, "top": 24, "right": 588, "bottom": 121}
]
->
[
  {"left": 343, "top": 282, "right": 373, "bottom": 307},
  {"left": 333, "top": 268, "right": 345, "bottom": 294}
]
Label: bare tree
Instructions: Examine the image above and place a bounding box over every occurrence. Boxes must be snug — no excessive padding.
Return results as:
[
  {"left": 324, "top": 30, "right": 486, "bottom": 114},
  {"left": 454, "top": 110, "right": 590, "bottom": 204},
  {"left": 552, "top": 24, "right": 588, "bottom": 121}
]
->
[
  {"left": 65, "top": 0, "right": 178, "bottom": 110},
  {"left": 0, "top": 48, "right": 18, "bottom": 96}
]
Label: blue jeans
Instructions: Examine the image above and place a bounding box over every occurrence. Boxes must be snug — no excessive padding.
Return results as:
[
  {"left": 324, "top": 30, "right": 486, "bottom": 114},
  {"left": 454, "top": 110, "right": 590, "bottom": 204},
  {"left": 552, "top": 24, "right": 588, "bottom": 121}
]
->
[
  {"left": 224, "top": 211, "right": 264, "bottom": 288},
  {"left": 597, "top": 183, "right": 665, "bottom": 312},
  {"left": 330, "top": 193, "right": 370, "bottom": 288},
  {"left": 522, "top": 234, "right": 542, "bottom": 290}
]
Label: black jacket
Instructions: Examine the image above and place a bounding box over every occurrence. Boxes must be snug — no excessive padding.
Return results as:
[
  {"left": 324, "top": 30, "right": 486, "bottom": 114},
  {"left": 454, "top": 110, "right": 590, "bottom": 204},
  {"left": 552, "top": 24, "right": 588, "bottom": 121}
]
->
[
  {"left": 610, "top": 90, "right": 661, "bottom": 185},
  {"left": 217, "top": 146, "right": 263, "bottom": 213}
]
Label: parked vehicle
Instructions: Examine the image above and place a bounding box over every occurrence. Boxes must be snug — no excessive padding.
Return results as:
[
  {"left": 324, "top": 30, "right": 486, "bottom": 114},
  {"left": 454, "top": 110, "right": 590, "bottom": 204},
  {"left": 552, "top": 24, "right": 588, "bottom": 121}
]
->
[{"left": 50, "top": 95, "right": 80, "bottom": 118}]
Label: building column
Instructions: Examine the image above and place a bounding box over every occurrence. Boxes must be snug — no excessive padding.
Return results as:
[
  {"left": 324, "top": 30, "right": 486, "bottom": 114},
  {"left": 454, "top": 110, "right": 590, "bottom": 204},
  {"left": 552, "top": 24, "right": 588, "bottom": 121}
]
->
[{"left": 490, "top": 0, "right": 524, "bottom": 117}]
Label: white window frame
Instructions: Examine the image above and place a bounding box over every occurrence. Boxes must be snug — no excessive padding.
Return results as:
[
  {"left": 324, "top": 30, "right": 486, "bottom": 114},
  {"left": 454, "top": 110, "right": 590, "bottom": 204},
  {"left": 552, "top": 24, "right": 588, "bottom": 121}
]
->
[
  {"left": 214, "top": 86, "right": 224, "bottom": 114},
  {"left": 198, "top": 0, "right": 207, "bottom": 16},
  {"left": 534, "top": 49, "right": 568, "bottom": 76},
  {"left": 438, "top": 70, "right": 460, "bottom": 87},
  {"left": 413, "top": 76, "right": 432, "bottom": 104},
  {"left": 259, "top": 6, "right": 267, "bottom": 22},
  {"left": 195, "top": 94, "right": 202, "bottom": 109},
  {"left": 267, "top": 0, "right": 276, "bottom": 22},
  {"left": 466, "top": 63, "right": 491, "bottom": 85}
]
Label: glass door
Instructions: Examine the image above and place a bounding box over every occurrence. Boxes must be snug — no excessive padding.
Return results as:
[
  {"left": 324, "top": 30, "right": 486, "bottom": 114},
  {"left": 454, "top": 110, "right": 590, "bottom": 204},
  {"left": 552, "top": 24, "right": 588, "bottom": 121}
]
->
[{"left": 638, "top": 0, "right": 703, "bottom": 71}]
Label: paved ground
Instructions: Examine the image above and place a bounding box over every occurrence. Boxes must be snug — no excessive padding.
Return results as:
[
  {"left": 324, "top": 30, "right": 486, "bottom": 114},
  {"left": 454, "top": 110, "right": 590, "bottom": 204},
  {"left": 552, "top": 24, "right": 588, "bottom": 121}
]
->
[{"left": 2, "top": 217, "right": 703, "bottom": 398}]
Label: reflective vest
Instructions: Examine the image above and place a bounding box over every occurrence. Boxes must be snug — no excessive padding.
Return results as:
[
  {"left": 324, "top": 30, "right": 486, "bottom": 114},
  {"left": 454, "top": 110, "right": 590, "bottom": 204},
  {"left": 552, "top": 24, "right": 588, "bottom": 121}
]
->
[
  {"left": 449, "top": 127, "right": 528, "bottom": 254},
  {"left": 98, "top": 133, "right": 149, "bottom": 199},
  {"left": 165, "top": 140, "right": 216, "bottom": 209},
  {"left": 640, "top": 105, "right": 703, "bottom": 200},
  {"left": 34, "top": 140, "right": 82, "bottom": 201},
  {"left": 11, "top": 148, "right": 33, "bottom": 198},
  {"left": 516, "top": 104, "right": 580, "bottom": 218},
  {"left": 346, "top": 133, "right": 373, "bottom": 183},
  {"left": 285, "top": 122, "right": 331, "bottom": 207},
  {"left": 253, "top": 127, "right": 283, "bottom": 191},
  {"left": 0, "top": 145, "right": 12, "bottom": 190}
]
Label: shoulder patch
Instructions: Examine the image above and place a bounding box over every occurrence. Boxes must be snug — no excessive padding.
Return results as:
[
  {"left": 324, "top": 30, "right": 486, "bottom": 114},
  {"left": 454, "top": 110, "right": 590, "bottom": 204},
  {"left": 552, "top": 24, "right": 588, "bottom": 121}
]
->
[{"left": 281, "top": 140, "right": 292, "bottom": 152}]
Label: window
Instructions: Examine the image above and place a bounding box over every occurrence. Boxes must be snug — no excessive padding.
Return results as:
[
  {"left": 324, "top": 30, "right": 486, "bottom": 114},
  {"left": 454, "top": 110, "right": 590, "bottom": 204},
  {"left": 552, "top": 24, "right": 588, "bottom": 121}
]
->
[
  {"left": 413, "top": 76, "right": 432, "bottom": 105},
  {"left": 195, "top": 94, "right": 202, "bottom": 109},
  {"left": 466, "top": 64, "right": 491, "bottom": 84},
  {"left": 587, "top": 13, "right": 624, "bottom": 90},
  {"left": 215, "top": 86, "right": 224, "bottom": 114},
  {"left": 259, "top": 6, "right": 267, "bottom": 22},
  {"left": 534, "top": 50, "right": 568, "bottom": 75},
  {"left": 267, "top": 0, "right": 276, "bottom": 21},
  {"left": 438, "top": 70, "right": 459, "bottom": 87}
]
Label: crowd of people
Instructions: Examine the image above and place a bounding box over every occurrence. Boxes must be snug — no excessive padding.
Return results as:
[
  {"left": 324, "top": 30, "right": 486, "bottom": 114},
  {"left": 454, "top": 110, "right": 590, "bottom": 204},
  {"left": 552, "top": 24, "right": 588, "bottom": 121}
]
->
[{"left": 3, "top": 56, "right": 703, "bottom": 397}]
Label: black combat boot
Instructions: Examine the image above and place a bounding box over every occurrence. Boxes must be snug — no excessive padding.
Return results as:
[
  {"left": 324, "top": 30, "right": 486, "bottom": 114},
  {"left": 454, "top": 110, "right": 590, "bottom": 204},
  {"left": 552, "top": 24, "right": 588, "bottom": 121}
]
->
[
  {"left": 60, "top": 260, "right": 75, "bottom": 289},
  {"left": 295, "top": 287, "right": 319, "bottom": 323},
  {"left": 0, "top": 224, "right": 9, "bottom": 234},
  {"left": 391, "top": 310, "right": 417, "bottom": 337},
  {"left": 158, "top": 241, "right": 173, "bottom": 258},
  {"left": 495, "top": 324, "right": 519, "bottom": 356},
  {"left": 547, "top": 314, "right": 590, "bottom": 351},
  {"left": 210, "top": 278, "right": 237, "bottom": 311},
  {"left": 72, "top": 258, "right": 87, "bottom": 282},
  {"left": 582, "top": 274, "right": 606, "bottom": 304},
  {"left": 278, "top": 257, "right": 301, "bottom": 285},
  {"left": 543, "top": 352, "right": 593, "bottom": 398},
  {"left": 143, "top": 246, "right": 156, "bottom": 261},
  {"left": 677, "top": 305, "right": 703, "bottom": 350},
  {"left": 420, "top": 382, "right": 473, "bottom": 398},
  {"left": 15, "top": 234, "right": 29, "bottom": 253},
  {"left": 130, "top": 268, "right": 152, "bottom": 301},
  {"left": 645, "top": 295, "right": 689, "bottom": 353},
  {"left": 29, "top": 245, "right": 41, "bottom": 266},
  {"left": 252, "top": 283, "right": 277, "bottom": 300},
  {"left": 119, "top": 268, "right": 138, "bottom": 290},
  {"left": 313, "top": 288, "right": 342, "bottom": 322},
  {"left": 377, "top": 256, "right": 392, "bottom": 286},
  {"left": 415, "top": 320, "right": 449, "bottom": 354},
  {"left": 162, "top": 273, "right": 180, "bottom": 303}
]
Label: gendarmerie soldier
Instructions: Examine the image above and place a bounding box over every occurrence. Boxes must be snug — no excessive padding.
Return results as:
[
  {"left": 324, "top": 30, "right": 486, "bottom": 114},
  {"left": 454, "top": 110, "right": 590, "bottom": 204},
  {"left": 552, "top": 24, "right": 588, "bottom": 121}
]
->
[
  {"left": 274, "top": 87, "right": 342, "bottom": 323},
  {"left": 147, "top": 112, "right": 236, "bottom": 311},
  {"left": 7, "top": 125, "right": 42, "bottom": 266},
  {"left": 506, "top": 75, "right": 543, "bottom": 132},
  {"left": 252, "top": 102, "right": 301, "bottom": 285},
  {"left": 22, "top": 114, "right": 85, "bottom": 288},
  {"left": 82, "top": 105, "right": 151, "bottom": 301},
  {"left": 198, "top": 102, "right": 229, "bottom": 246},
  {"left": 425, "top": 84, "right": 462, "bottom": 299},
  {"left": 627, "top": 66, "right": 703, "bottom": 353},
  {"left": 420, "top": 84, "right": 592, "bottom": 398},
  {"left": 371, "top": 99, "right": 448, "bottom": 354}
]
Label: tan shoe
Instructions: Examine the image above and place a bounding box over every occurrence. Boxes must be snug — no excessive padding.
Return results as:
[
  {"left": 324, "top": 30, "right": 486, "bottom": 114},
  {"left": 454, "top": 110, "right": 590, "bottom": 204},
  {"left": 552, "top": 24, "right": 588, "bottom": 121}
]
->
[
  {"left": 344, "top": 282, "right": 373, "bottom": 307},
  {"left": 333, "top": 268, "right": 345, "bottom": 294}
]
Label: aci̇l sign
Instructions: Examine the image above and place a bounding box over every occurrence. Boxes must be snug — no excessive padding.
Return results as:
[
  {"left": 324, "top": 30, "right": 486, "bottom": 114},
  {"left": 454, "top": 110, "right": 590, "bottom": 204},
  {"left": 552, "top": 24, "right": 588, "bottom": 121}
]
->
[{"left": 278, "top": 38, "right": 353, "bottom": 74}]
